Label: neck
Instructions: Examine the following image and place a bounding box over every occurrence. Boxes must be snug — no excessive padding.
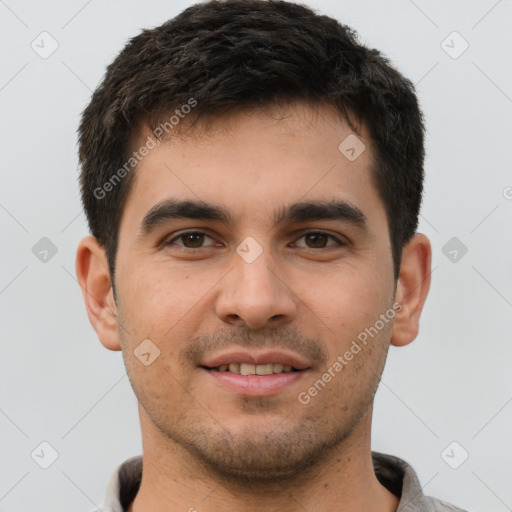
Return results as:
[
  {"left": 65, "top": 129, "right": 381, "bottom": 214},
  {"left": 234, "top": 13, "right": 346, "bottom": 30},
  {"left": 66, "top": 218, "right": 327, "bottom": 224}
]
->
[{"left": 127, "top": 407, "right": 398, "bottom": 512}]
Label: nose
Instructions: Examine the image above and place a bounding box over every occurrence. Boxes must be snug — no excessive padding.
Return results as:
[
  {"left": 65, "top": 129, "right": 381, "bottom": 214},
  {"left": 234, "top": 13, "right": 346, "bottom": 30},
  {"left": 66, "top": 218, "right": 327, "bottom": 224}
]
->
[{"left": 214, "top": 248, "right": 298, "bottom": 329}]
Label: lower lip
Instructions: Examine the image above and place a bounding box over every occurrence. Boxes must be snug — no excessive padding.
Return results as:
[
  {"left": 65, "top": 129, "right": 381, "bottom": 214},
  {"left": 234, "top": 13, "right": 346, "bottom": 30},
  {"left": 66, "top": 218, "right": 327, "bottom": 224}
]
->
[{"left": 201, "top": 368, "right": 309, "bottom": 396}]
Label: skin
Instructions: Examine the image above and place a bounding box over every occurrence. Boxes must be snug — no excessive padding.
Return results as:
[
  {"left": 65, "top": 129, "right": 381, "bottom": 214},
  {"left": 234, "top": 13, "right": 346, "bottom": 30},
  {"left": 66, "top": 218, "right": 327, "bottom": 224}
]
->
[{"left": 76, "top": 102, "right": 431, "bottom": 512}]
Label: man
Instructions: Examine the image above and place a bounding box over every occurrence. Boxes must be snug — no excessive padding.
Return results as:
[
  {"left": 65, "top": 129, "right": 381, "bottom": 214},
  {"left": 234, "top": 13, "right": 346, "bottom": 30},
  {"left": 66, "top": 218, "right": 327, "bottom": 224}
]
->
[{"left": 75, "top": 0, "right": 465, "bottom": 510}]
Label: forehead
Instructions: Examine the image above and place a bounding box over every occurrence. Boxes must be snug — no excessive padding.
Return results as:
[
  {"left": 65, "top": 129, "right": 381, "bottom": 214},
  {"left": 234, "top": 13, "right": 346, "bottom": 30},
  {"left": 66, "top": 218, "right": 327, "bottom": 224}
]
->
[{"left": 119, "top": 103, "right": 386, "bottom": 234}]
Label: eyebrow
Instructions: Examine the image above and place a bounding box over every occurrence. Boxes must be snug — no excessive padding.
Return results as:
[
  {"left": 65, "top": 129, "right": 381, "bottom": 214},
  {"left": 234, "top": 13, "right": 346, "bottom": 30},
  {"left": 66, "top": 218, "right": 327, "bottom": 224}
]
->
[{"left": 139, "top": 198, "right": 367, "bottom": 236}]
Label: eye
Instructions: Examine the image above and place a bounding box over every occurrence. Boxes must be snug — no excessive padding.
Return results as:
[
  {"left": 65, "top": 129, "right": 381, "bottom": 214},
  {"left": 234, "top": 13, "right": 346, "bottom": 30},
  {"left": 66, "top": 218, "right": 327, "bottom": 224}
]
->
[
  {"left": 163, "top": 230, "right": 344, "bottom": 251},
  {"left": 293, "top": 231, "right": 344, "bottom": 249},
  {"left": 165, "top": 231, "right": 218, "bottom": 249}
]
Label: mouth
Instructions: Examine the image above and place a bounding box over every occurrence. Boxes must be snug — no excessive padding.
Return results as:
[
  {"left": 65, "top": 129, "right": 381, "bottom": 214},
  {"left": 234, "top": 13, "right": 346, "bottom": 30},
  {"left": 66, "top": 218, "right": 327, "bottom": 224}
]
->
[
  {"left": 199, "top": 350, "right": 312, "bottom": 396},
  {"left": 201, "top": 362, "right": 301, "bottom": 375}
]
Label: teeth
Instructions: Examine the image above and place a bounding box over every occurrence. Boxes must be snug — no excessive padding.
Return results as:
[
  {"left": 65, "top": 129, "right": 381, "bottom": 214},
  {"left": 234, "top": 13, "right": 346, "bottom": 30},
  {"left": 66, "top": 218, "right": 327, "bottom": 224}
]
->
[
  {"left": 215, "top": 363, "right": 295, "bottom": 374},
  {"left": 240, "top": 363, "right": 256, "bottom": 375},
  {"left": 273, "top": 363, "right": 284, "bottom": 373},
  {"left": 256, "top": 364, "right": 273, "bottom": 375}
]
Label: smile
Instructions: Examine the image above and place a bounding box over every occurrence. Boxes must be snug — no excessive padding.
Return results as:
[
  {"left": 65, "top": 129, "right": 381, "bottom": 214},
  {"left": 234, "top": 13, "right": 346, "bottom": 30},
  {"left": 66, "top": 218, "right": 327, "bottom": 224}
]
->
[{"left": 207, "top": 363, "right": 299, "bottom": 375}]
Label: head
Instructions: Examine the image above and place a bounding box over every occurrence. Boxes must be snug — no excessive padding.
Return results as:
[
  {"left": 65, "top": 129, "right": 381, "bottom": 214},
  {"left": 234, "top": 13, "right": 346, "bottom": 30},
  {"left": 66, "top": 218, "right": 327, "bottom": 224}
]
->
[{"left": 76, "top": 0, "right": 431, "bottom": 487}]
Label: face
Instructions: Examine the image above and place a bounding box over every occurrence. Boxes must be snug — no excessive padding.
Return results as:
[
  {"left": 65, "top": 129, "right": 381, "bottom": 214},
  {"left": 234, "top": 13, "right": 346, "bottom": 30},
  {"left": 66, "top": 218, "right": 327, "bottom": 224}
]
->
[{"left": 112, "top": 103, "right": 398, "bottom": 485}]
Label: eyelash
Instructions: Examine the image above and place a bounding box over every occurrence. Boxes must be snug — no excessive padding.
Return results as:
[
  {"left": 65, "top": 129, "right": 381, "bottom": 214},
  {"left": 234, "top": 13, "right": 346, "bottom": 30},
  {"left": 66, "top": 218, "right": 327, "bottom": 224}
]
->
[{"left": 163, "top": 230, "right": 346, "bottom": 249}]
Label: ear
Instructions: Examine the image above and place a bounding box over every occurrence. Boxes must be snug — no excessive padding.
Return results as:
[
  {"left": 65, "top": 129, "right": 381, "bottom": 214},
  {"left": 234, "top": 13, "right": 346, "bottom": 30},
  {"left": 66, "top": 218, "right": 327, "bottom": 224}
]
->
[
  {"left": 75, "top": 236, "right": 121, "bottom": 351},
  {"left": 390, "top": 233, "right": 432, "bottom": 347}
]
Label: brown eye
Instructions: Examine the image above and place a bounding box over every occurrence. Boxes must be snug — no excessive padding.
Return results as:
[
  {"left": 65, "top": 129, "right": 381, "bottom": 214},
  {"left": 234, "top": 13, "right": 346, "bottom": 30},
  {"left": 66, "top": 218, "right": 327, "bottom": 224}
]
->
[
  {"left": 165, "top": 231, "right": 216, "bottom": 248},
  {"left": 304, "top": 233, "right": 329, "bottom": 248},
  {"left": 294, "top": 231, "right": 342, "bottom": 249},
  {"left": 181, "top": 233, "right": 206, "bottom": 248}
]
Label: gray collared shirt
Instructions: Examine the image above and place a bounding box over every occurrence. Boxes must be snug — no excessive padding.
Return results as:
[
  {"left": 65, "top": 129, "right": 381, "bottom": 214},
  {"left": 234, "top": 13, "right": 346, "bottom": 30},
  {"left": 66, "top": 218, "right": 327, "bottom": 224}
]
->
[{"left": 91, "top": 452, "right": 467, "bottom": 511}]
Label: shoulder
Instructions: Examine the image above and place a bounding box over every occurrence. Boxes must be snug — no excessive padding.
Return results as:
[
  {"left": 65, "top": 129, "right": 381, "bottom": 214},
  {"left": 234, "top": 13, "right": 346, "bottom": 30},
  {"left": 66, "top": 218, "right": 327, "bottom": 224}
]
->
[
  {"left": 371, "top": 451, "right": 468, "bottom": 512},
  {"left": 421, "top": 496, "right": 469, "bottom": 511}
]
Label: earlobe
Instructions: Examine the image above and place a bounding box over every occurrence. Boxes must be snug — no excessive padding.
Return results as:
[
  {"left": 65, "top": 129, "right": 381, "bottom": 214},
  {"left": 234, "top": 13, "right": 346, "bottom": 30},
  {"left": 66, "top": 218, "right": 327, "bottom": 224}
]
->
[
  {"left": 390, "top": 233, "right": 432, "bottom": 347},
  {"left": 75, "top": 236, "right": 122, "bottom": 351}
]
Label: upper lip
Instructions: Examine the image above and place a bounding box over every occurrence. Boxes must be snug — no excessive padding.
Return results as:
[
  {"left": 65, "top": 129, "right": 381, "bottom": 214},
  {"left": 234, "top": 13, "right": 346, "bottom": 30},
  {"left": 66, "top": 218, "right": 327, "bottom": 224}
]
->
[{"left": 200, "top": 349, "right": 312, "bottom": 371}]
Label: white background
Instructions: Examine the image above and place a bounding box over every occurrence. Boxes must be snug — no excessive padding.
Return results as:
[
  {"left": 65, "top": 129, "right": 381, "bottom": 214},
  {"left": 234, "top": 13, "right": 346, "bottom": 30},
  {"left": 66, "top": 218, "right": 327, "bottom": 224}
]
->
[{"left": 0, "top": 1, "right": 511, "bottom": 511}]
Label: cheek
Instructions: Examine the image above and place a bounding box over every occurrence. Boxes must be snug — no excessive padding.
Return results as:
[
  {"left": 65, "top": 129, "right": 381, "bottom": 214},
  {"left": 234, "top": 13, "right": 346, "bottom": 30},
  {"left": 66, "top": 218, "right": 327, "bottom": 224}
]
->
[
  {"left": 117, "top": 262, "right": 221, "bottom": 338},
  {"left": 290, "top": 263, "right": 388, "bottom": 332}
]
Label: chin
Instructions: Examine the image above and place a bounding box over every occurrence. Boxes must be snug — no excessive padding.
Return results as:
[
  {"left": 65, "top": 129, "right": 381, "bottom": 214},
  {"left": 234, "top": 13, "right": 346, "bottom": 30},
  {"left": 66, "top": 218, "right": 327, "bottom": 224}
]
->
[{"left": 175, "top": 420, "right": 352, "bottom": 488}]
